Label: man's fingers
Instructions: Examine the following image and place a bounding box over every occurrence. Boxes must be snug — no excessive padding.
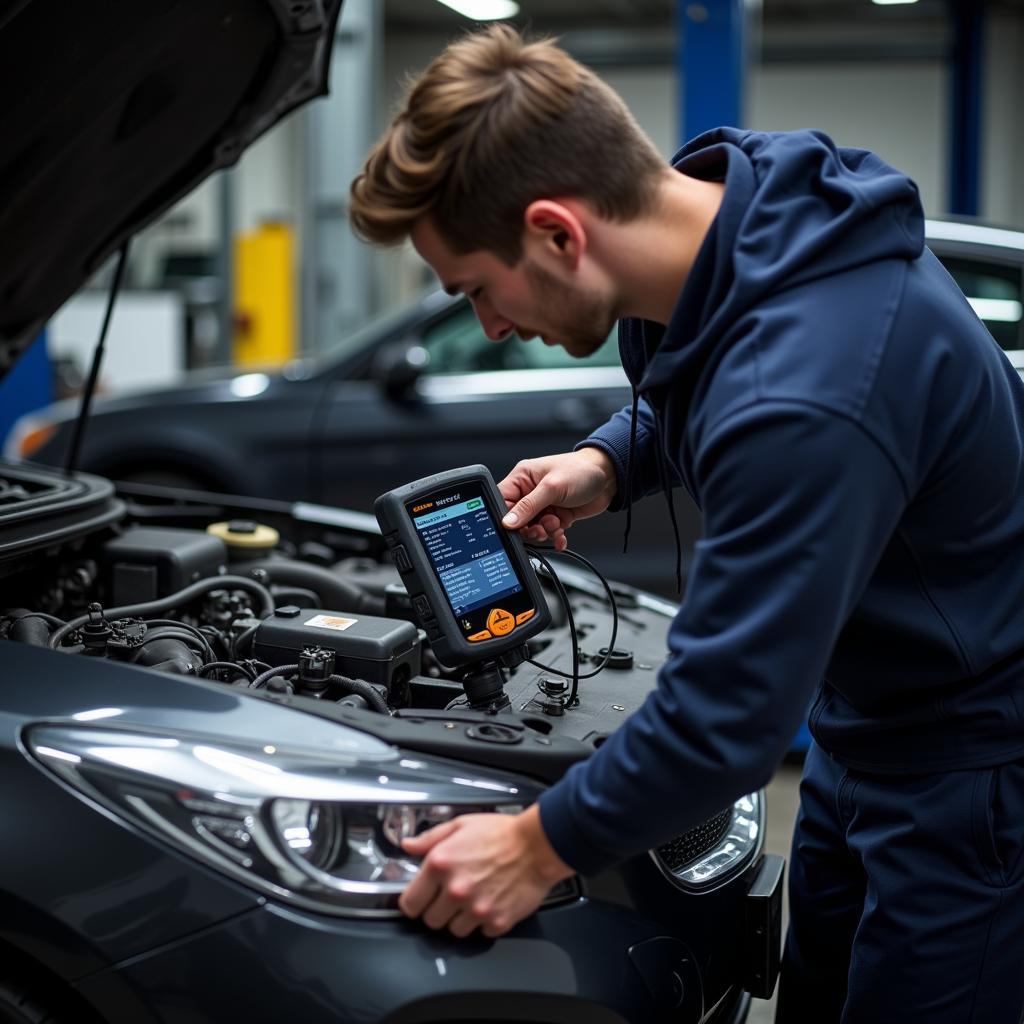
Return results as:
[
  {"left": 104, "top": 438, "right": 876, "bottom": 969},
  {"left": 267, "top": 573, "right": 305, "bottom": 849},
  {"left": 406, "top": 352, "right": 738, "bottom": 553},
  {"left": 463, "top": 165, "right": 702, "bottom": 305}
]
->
[
  {"left": 502, "top": 477, "right": 564, "bottom": 529},
  {"left": 398, "top": 869, "right": 441, "bottom": 919},
  {"left": 421, "top": 893, "right": 462, "bottom": 931},
  {"left": 400, "top": 817, "right": 461, "bottom": 856},
  {"left": 448, "top": 908, "right": 484, "bottom": 939},
  {"left": 537, "top": 512, "right": 562, "bottom": 533},
  {"left": 481, "top": 915, "right": 515, "bottom": 939}
]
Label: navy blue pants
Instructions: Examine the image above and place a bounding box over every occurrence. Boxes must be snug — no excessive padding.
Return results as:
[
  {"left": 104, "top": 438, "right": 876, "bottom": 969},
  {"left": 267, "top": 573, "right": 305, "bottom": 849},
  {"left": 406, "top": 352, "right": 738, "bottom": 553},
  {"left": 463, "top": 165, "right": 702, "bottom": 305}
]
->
[{"left": 776, "top": 742, "right": 1024, "bottom": 1023}]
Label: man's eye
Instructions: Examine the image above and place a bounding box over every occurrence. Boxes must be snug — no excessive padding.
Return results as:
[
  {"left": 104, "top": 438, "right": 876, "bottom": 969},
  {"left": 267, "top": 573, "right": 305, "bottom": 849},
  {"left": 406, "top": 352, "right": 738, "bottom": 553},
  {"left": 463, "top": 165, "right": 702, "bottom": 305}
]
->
[{"left": 469, "top": 287, "right": 483, "bottom": 300}]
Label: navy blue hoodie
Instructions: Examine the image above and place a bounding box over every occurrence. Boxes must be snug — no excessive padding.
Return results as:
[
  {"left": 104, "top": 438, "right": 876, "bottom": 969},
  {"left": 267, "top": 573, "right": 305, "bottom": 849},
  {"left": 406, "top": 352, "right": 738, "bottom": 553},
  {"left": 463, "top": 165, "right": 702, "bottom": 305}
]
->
[{"left": 537, "top": 128, "right": 1024, "bottom": 876}]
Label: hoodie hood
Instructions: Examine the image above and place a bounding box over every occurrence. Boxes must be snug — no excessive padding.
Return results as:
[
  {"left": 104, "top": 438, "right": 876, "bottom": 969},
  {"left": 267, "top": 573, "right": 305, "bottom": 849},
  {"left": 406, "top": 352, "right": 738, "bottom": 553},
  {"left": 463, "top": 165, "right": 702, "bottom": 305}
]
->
[
  {"left": 609, "top": 127, "right": 927, "bottom": 589},
  {"left": 635, "top": 127, "right": 925, "bottom": 396}
]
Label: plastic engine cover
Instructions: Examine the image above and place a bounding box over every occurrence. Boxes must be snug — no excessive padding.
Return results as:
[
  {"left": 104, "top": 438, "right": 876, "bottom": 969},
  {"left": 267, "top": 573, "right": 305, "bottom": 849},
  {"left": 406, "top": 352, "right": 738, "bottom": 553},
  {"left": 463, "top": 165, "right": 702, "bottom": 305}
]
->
[{"left": 254, "top": 607, "right": 421, "bottom": 690}]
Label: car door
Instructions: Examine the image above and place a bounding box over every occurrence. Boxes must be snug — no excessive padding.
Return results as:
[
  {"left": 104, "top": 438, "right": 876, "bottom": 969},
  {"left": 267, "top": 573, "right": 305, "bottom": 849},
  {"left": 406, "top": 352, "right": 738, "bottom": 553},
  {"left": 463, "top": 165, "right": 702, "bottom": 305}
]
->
[{"left": 315, "top": 297, "right": 698, "bottom": 596}]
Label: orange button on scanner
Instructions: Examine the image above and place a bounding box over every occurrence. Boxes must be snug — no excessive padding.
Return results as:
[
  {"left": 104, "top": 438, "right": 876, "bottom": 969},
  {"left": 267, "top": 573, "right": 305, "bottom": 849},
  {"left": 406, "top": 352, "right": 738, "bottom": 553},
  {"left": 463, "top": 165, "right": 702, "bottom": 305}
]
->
[
  {"left": 468, "top": 630, "right": 492, "bottom": 642},
  {"left": 486, "top": 608, "right": 515, "bottom": 637},
  {"left": 515, "top": 609, "right": 535, "bottom": 626}
]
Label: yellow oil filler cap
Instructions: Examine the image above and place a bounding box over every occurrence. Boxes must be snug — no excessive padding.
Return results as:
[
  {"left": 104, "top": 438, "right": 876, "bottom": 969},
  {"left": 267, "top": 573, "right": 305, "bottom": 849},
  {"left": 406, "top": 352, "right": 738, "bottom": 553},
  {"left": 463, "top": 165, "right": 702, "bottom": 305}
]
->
[{"left": 207, "top": 520, "right": 280, "bottom": 555}]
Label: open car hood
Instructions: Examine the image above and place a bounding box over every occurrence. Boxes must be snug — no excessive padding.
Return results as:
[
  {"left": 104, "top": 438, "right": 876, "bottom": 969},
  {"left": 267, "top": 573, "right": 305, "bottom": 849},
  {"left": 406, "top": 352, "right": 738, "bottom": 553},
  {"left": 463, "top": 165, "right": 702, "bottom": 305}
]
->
[{"left": 0, "top": 0, "right": 343, "bottom": 377}]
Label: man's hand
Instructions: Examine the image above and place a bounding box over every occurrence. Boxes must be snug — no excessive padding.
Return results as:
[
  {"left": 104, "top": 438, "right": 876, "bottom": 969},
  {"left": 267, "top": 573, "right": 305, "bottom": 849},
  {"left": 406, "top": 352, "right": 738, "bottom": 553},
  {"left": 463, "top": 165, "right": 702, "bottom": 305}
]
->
[
  {"left": 498, "top": 448, "right": 618, "bottom": 550},
  {"left": 398, "top": 804, "right": 575, "bottom": 938}
]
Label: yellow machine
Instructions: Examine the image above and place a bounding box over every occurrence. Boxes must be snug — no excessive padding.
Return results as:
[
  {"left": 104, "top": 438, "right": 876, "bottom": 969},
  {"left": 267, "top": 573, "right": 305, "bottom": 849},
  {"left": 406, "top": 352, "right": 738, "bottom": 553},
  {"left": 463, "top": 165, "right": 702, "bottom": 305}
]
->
[{"left": 233, "top": 221, "right": 296, "bottom": 367}]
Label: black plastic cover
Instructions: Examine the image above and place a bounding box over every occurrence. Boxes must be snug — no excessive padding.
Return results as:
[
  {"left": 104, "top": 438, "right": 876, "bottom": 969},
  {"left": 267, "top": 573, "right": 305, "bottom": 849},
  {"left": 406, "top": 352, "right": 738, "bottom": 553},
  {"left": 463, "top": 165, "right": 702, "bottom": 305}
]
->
[
  {"left": 255, "top": 693, "right": 594, "bottom": 786},
  {"left": 255, "top": 607, "right": 422, "bottom": 688},
  {"left": 104, "top": 527, "right": 227, "bottom": 605},
  {"left": 742, "top": 854, "right": 785, "bottom": 999}
]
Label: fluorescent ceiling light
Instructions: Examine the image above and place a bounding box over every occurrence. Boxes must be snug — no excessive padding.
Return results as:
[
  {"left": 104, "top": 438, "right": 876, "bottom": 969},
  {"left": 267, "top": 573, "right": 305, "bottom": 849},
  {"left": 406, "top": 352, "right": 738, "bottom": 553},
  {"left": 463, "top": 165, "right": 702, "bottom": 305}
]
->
[
  {"left": 872, "top": 0, "right": 919, "bottom": 5},
  {"left": 435, "top": 0, "right": 520, "bottom": 19},
  {"left": 967, "top": 298, "right": 1024, "bottom": 323}
]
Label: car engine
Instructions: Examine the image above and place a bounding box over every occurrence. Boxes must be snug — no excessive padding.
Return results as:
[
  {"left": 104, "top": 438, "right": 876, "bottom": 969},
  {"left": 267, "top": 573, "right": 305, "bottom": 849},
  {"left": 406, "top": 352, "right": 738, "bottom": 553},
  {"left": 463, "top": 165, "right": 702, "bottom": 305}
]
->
[{"left": 0, "top": 463, "right": 675, "bottom": 742}]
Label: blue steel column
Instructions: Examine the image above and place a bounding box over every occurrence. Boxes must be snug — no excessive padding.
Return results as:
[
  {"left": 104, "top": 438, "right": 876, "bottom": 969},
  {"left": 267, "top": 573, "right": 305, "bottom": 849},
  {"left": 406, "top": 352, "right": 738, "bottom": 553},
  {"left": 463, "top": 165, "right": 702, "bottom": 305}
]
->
[
  {"left": 948, "top": 0, "right": 984, "bottom": 216},
  {"left": 677, "top": 0, "right": 751, "bottom": 146},
  {"left": 0, "top": 330, "right": 51, "bottom": 453}
]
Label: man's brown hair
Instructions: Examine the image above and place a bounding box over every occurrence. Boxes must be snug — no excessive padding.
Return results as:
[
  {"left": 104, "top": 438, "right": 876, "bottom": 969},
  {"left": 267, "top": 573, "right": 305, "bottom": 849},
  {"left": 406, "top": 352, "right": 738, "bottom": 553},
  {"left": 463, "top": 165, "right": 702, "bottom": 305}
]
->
[{"left": 349, "top": 25, "right": 666, "bottom": 264}]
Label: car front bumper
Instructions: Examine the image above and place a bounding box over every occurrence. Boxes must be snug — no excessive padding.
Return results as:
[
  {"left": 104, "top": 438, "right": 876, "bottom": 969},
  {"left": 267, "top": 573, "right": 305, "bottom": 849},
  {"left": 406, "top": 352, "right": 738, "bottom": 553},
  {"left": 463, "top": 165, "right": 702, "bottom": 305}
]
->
[{"left": 72, "top": 857, "right": 775, "bottom": 1024}]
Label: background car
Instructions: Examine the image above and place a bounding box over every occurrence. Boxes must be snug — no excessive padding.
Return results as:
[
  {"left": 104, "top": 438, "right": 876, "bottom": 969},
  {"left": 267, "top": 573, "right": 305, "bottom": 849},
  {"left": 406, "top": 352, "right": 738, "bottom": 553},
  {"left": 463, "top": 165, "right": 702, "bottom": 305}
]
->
[{"left": 11, "top": 218, "right": 1023, "bottom": 599}]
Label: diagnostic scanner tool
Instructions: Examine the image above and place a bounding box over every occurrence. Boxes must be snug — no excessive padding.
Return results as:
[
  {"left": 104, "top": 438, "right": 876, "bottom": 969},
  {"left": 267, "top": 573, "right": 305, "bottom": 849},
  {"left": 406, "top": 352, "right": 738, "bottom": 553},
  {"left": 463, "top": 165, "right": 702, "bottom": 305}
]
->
[{"left": 374, "top": 465, "right": 551, "bottom": 667}]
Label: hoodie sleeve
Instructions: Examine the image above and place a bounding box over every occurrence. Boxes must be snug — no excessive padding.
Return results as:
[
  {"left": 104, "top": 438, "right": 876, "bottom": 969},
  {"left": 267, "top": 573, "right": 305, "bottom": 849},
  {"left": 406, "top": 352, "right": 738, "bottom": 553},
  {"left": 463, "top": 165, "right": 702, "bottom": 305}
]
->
[
  {"left": 576, "top": 397, "right": 683, "bottom": 512},
  {"left": 539, "top": 401, "right": 908, "bottom": 875}
]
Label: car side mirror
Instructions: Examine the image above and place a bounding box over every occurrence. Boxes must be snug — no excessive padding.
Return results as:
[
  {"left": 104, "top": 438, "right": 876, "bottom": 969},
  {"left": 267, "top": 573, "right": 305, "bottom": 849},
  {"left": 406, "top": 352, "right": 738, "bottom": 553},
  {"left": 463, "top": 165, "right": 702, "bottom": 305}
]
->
[{"left": 374, "top": 341, "right": 430, "bottom": 398}]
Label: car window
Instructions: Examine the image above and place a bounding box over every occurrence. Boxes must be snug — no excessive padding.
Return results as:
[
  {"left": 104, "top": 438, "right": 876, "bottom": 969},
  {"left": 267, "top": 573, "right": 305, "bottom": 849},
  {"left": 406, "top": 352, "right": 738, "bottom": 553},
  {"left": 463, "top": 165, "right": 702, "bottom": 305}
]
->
[
  {"left": 934, "top": 255, "right": 1023, "bottom": 351},
  {"left": 422, "top": 302, "right": 620, "bottom": 374}
]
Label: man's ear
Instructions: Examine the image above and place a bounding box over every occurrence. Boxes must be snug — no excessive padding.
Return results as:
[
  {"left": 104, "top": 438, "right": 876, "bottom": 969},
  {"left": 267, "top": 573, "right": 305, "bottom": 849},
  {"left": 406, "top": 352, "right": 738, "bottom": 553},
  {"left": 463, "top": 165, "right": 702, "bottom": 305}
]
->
[{"left": 523, "top": 200, "right": 586, "bottom": 270}]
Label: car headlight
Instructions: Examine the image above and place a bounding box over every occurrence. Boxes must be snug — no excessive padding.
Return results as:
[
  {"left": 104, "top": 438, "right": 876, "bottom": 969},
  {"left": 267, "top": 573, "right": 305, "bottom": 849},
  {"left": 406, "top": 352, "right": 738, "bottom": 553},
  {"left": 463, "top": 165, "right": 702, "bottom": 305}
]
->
[
  {"left": 5, "top": 414, "right": 57, "bottom": 461},
  {"left": 26, "top": 724, "right": 549, "bottom": 917},
  {"left": 652, "top": 792, "right": 763, "bottom": 891}
]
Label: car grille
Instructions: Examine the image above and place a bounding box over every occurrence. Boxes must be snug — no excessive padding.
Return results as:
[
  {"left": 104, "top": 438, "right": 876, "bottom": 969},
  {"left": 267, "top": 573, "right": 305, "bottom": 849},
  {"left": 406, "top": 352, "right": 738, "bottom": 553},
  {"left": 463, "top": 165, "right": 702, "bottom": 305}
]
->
[{"left": 656, "top": 807, "right": 732, "bottom": 871}]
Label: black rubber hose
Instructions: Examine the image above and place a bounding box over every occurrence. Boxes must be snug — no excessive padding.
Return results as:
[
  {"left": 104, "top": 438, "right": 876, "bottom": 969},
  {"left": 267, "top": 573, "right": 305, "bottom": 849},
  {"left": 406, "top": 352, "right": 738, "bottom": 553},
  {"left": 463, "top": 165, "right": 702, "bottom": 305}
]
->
[
  {"left": 48, "top": 576, "right": 275, "bottom": 650},
  {"left": 232, "top": 622, "right": 260, "bottom": 659},
  {"left": 130, "top": 638, "right": 198, "bottom": 674},
  {"left": 330, "top": 674, "right": 390, "bottom": 714},
  {"left": 199, "top": 660, "right": 255, "bottom": 682},
  {"left": 7, "top": 614, "right": 55, "bottom": 647},
  {"left": 139, "top": 628, "right": 212, "bottom": 660},
  {"left": 247, "top": 664, "right": 389, "bottom": 714},
  {"left": 249, "top": 663, "right": 299, "bottom": 690},
  {"left": 233, "top": 559, "right": 386, "bottom": 615},
  {"left": 143, "top": 620, "right": 217, "bottom": 661},
  {"left": 5, "top": 610, "right": 65, "bottom": 628}
]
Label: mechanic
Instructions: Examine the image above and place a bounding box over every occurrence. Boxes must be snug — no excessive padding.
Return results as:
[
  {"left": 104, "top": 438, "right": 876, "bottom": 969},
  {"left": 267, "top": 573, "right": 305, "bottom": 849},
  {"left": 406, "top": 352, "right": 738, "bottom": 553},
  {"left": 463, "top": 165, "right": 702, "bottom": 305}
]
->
[{"left": 348, "top": 25, "right": 1024, "bottom": 1022}]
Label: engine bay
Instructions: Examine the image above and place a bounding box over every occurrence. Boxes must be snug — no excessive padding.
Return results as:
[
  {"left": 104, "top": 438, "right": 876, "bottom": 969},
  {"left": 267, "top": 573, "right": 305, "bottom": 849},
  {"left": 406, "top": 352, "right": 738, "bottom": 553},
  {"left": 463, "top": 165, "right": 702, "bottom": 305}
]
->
[{"left": 0, "top": 463, "right": 676, "bottom": 783}]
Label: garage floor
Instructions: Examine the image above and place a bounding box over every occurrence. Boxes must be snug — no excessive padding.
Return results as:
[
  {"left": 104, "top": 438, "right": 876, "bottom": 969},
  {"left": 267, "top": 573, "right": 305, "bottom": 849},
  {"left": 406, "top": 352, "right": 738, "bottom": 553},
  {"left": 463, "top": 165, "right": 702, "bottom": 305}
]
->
[{"left": 748, "top": 761, "right": 803, "bottom": 1023}]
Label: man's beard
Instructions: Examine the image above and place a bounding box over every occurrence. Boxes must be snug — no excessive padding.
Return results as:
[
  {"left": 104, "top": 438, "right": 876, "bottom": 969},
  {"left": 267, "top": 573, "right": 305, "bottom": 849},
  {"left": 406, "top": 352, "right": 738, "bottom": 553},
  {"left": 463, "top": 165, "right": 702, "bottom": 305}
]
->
[{"left": 521, "top": 261, "right": 618, "bottom": 358}]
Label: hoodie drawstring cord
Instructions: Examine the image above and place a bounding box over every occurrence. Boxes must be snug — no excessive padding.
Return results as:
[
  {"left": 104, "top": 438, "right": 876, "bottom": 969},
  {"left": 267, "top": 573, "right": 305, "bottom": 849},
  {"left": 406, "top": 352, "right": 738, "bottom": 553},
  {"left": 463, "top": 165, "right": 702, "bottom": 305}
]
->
[
  {"left": 651, "top": 406, "right": 684, "bottom": 596},
  {"left": 621, "top": 387, "right": 640, "bottom": 554}
]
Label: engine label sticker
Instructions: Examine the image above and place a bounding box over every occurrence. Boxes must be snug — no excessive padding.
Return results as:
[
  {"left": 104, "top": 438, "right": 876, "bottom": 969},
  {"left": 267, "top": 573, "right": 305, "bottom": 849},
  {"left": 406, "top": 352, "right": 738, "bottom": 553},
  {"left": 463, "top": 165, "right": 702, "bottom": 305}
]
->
[{"left": 304, "top": 614, "right": 358, "bottom": 631}]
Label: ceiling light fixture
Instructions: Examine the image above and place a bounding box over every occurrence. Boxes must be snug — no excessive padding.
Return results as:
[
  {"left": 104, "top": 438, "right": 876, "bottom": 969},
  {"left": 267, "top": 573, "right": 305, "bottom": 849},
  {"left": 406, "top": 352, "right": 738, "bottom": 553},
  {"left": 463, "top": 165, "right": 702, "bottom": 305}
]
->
[
  {"left": 434, "top": 0, "right": 520, "bottom": 20},
  {"left": 871, "top": 0, "right": 920, "bottom": 6}
]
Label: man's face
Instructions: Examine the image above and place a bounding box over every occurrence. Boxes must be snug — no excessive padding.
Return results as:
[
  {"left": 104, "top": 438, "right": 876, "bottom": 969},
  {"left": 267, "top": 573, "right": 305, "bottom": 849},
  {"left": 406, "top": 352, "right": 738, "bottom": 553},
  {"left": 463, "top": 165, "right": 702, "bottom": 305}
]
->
[{"left": 409, "top": 217, "right": 616, "bottom": 359}]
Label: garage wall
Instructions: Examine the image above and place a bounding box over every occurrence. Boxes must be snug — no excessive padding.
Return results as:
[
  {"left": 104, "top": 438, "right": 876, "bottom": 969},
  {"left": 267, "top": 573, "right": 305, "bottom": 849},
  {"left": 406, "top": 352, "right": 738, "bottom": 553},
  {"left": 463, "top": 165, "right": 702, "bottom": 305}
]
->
[
  {"left": 381, "top": 42, "right": 1005, "bottom": 227},
  {"left": 982, "top": 9, "right": 1024, "bottom": 229},
  {"left": 747, "top": 62, "right": 949, "bottom": 219},
  {"left": 136, "top": 12, "right": 1024, "bottom": 314},
  {"left": 601, "top": 66, "right": 679, "bottom": 160}
]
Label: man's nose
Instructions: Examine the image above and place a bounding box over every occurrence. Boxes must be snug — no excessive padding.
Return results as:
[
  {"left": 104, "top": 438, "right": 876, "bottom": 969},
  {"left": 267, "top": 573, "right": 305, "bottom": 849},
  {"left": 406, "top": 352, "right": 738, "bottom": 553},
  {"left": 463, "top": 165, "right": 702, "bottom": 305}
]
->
[{"left": 474, "top": 299, "right": 513, "bottom": 342}]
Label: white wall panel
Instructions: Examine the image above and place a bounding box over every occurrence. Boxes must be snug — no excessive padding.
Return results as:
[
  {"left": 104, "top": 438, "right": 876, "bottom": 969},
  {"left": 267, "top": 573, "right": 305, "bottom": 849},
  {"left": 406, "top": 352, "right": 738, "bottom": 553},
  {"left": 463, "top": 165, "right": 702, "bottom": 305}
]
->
[
  {"left": 747, "top": 62, "right": 949, "bottom": 219},
  {"left": 982, "top": 11, "right": 1024, "bottom": 228}
]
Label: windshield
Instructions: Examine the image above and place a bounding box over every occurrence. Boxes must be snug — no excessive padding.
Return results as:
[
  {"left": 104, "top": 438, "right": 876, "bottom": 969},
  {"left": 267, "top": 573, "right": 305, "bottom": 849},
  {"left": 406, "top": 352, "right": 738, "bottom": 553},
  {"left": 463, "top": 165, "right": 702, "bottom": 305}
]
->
[{"left": 313, "top": 289, "right": 452, "bottom": 368}]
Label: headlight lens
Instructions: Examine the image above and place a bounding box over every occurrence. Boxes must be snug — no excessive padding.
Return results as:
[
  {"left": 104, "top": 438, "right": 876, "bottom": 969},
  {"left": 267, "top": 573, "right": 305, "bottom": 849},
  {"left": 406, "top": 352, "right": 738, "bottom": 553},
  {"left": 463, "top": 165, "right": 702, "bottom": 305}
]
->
[
  {"left": 5, "top": 417, "right": 56, "bottom": 460},
  {"left": 652, "top": 792, "right": 763, "bottom": 890},
  {"left": 26, "top": 725, "right": 545, "bottom": 917}
]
